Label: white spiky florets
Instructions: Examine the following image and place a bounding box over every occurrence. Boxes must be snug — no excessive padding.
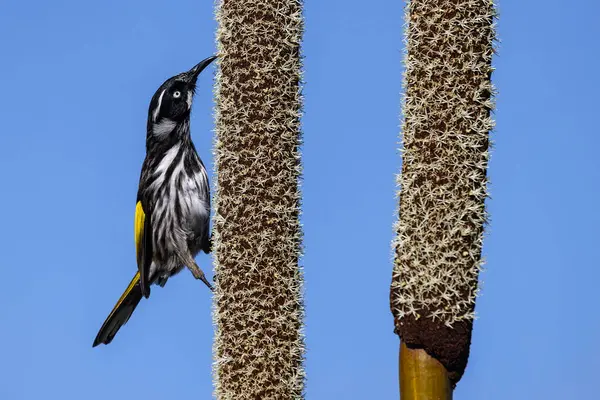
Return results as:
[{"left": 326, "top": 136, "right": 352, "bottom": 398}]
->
[
  {"left": 391, "top": 0, "right": 497, "bottom": 327},
  {"left": 212, "top": 0, "right": 305, "bottom": 399}
]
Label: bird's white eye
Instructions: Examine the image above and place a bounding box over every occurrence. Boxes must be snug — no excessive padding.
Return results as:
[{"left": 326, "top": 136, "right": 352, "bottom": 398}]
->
[{"left": 173, "top": 91, "right": 181, "bottom": 98}]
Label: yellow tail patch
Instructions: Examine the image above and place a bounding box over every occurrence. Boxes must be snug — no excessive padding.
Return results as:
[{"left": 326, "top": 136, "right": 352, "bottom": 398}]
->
[{"left": 105, "top": 271, "right": 141, "bottom": 322}]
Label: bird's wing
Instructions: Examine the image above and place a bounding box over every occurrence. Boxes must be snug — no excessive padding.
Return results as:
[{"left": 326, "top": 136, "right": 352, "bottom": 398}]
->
[{"left": 135, "top": 200, "right": 153, "bottom": 298}]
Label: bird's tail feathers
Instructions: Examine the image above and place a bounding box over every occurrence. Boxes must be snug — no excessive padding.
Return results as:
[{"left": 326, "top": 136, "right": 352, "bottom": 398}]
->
[{"left": 93, "top": 272, "right": 143, "bottom": 347}]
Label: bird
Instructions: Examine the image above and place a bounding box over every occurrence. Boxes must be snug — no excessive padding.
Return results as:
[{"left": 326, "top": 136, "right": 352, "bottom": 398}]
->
[{"left": 93, "top": 55, "right": 217, "bottom": 347}]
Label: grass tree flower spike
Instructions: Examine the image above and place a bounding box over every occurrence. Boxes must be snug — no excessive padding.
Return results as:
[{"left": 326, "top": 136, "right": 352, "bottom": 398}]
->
[
  {"left": 390, "top": 0, "right": 497, "bottom": 389},
  {"left": 212, "top": 0, "right": 305, "bottom": 398}
]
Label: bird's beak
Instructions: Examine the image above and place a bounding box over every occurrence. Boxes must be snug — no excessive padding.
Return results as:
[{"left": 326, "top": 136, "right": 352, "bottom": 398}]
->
[{"left": 186, "top": 55, "right": 217, "bottom": 83}]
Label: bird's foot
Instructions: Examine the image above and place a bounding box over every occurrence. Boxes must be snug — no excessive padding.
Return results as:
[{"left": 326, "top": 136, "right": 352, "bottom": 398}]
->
[{"left": 188, "top": 263, "right": 214, "bottom": 291}]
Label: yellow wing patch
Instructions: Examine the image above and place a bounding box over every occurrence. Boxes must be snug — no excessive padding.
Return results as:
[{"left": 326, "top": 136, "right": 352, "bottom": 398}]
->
[{"left": 134, "top": 201, "right": 145, "bottom": 264}]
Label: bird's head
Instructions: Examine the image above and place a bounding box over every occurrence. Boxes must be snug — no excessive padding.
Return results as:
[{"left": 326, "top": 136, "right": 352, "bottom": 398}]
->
[{"left": 147, "top": 55, "right": 216, "bottom": 135}]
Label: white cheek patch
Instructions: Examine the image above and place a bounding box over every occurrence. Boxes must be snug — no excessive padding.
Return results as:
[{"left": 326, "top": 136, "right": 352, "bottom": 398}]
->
[
  {"left": 186, "top": 91, "right": 193, "bottom": 109},
  {"left": 153, "top": 118, "right": 176, "bottom": 137},
  {"left": 153, "top": 89, "right": 166, "bottom": 122}
]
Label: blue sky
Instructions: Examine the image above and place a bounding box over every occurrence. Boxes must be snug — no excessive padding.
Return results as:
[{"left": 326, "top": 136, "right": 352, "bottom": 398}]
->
[{"left": 1, "top": 0, "right": 599, "bottom": 398}]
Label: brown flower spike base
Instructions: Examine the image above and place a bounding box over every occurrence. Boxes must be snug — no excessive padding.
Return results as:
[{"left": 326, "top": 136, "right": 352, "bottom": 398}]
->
[
  {"left": 394, "top": 314, "right": 473, "bottom": 385},
  {"left": 400, "top": 342, "right": 453, "bottom": 400}
]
